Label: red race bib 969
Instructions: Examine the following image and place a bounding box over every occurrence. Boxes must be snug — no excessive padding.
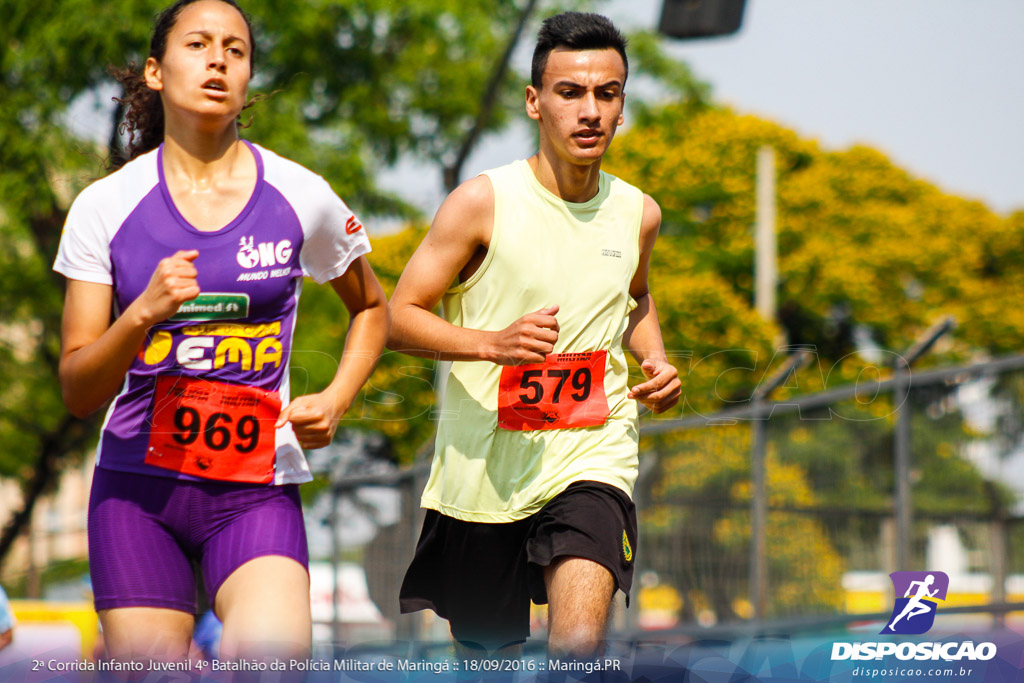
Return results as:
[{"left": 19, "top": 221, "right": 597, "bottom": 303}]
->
[
  {"left": 498, "top": 350, "right": 609, "bottom": 431},
  {"left": 146, "top": 375, "right": 280, "bottom": 484}
]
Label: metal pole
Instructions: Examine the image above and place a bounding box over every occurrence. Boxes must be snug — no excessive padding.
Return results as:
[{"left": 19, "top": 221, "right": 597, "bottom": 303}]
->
[
  {"left": 331, "top": 488, "right": 342, "bottom": 646},
  {"left": 631, "top": 453, "right": 660, "bottom": 632},
  {"left": 991, "top": 516, "right": 1007, "bottom": 629},
  {"left": 750, "top": 402, "right": 768, "bottom": 619},
  {"left": 750, "top": 148, "right": 781, "bottom": 611},
  {"left": 748, "top": 348, "right": 810, "bottom": 620},
  {"left": 986, "top": 480, "right": 1008, "bottom": 629},
  {"left": 755, "top": 146, "right": 777, "bottom": 322},
  {"left": 893, "top": 369, "right": 912, "bottom": 571},
  {"left": 407, "top": 469, "right": 422, "bottom": 643},
  {"left": 891, "top": 316, "right": 956, "bottom": 570},
  {"left": 434, "top": 360, "right": 450, "bottom": 419}
]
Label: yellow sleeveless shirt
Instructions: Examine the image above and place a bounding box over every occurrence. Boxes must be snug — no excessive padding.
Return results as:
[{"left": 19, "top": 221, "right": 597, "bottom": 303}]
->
[{"left": 421, "top": 159, "right": 644, "bottom": 522}]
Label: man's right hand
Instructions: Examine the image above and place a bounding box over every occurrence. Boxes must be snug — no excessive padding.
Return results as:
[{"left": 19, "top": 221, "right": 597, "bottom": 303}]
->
[{"left": 489, "top": 305, "right": 560, "bottom": 365}]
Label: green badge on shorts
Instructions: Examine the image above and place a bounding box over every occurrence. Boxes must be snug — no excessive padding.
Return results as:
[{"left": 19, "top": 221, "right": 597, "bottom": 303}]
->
[{"left": 622, "top": 530, "right": 633, "bottom": 563}]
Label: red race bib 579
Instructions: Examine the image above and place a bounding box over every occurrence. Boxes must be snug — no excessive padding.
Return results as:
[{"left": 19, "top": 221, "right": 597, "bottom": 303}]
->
[
  {"left": 146, "top": 375, "right": 281, "bottom": 483},
  {"left": 498, "top": 350, "right": 609, "bottom": 431}
]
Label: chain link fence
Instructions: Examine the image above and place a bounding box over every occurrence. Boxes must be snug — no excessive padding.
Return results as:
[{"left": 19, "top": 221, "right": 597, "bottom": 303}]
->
[{"left": 320, "top": 355, "right": 1024, "bottom": 644}]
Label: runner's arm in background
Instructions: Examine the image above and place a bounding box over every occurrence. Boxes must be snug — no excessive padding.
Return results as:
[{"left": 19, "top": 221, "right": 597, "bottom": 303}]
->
[
  {"left": 59, "top": 250, "right": 201, "bottom": 418},
  {"left": 277, "top": 256, "right": 389, "bottom": 449},
  {"left": 623, "top": 194, "right": 681, "bottom": 414},
  {"left": 0, "top": 586, "right": 14, "bottom": 651},
  {"left": 387, "top": 176, "right": 560, "bottom": 365}
]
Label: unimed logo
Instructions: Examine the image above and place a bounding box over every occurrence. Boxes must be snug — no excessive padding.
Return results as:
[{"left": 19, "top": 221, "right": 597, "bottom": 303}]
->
[{"left": 882, "top": 571, "right": 949, "bottom": 635}]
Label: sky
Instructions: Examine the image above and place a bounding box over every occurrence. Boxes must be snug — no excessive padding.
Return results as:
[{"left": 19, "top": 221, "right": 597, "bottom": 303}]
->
[
  {"left": 384, "top": 0, "right": 1024, "bottom": 218},
  {"left": 66, "top": 1, "right": 1024, "bottom": 218}
]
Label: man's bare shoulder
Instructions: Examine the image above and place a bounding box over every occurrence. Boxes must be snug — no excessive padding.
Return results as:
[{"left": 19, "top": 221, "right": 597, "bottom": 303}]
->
[
  {"left": 431, "top": 174, "right": 495, "bottom": 246},
  {"left": 640, "top": 193, "right": 662, "bottom": 243},
  {"left": 641, "top": 193, "right": 661, "bottom": 229},
  {"left": 438, "top": 175, "right": 494, "bottom": 225}
]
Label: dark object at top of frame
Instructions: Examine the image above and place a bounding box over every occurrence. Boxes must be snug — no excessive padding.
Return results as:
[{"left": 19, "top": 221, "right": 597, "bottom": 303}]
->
[{"left": 658, "top": 0, "right": 748, "bottom": 39}]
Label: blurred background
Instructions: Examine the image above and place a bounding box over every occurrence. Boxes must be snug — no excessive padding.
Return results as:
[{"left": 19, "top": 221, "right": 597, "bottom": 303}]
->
[{"left": 1, "top": 0, "right": 1023, "bottom": 669}]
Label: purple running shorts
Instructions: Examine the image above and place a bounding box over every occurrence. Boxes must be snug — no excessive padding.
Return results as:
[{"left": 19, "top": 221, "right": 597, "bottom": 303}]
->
[{"left": 88, "top": 467, "right": 308, "bottom": 614}]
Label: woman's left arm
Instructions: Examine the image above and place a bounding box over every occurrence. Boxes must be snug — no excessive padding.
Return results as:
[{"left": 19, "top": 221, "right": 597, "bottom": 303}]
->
[{"left": 276, "top": 256, "right": 390, "bottom": 448}]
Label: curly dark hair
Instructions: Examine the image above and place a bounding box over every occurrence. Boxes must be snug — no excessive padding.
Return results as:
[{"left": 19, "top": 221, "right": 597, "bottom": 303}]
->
[{"left": 109, "top": 0, "right": 255, "bottom": 170}]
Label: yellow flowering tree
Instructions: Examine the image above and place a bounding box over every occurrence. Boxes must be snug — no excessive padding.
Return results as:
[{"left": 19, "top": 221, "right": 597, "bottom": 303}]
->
[
  {"left": 604, "top": 104, "right": 1023, "bottom": 620},
  {"left": 605, "top": 105, "right": 1024, "bottom": 358}
]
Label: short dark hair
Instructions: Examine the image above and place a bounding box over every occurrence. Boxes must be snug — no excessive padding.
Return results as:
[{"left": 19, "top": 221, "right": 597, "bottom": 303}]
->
[{"left": 531, "top": 12, "right": 628, "bottom": 89}]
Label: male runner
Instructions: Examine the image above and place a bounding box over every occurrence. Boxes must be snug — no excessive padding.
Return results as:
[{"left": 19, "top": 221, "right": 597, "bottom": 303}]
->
[{"left": 389, "top": 12, "right": 680, "bottom": 657}]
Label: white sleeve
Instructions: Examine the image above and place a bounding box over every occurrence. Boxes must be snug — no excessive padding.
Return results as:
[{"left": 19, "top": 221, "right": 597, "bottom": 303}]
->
[
  {"left": 53, "top": 186, "right": 114, "bottom": 285},
  {"left": 53, "top": 151, "right": 159, "bottom": 285},
  {"left": 299, "top": 176, "right": 372, "bottom": 284},
  {"left": 259, "top": 146, "right": 372, "bottom": 284}
]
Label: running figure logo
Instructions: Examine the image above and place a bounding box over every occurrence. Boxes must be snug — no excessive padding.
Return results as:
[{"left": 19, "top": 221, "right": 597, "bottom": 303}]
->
[{"left": 881, "top": 571, "right": 949, "bottom": 635}]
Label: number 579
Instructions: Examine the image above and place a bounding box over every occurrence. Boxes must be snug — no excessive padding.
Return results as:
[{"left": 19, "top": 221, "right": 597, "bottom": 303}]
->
[{"left": 518, "top": 367, "right": 591, "bottom": 405}]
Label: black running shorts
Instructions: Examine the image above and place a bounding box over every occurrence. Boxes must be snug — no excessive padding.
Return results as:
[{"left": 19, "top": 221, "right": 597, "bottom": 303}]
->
[{"left": 399, "top": 480, "right": 637, "bottom": 651}]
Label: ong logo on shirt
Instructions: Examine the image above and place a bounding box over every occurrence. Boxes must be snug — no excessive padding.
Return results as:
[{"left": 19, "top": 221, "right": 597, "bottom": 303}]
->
[
  {"left": 881, "top": 571, "right": 949, "bottom": 635},
  {"left": 236, "top": 235, "right": 293, "bottom": 269}
]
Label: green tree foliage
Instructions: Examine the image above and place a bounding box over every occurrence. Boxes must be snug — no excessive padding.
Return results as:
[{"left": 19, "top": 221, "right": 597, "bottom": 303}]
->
[
  {"left": 0, "top": 4, "right": 161, "bottom": 562},
  {"left": 243, "top": 0, "right": 537, "bottom": 214},
  {"left": 0, "top": 0, "right": 558, "bottom": 564}
]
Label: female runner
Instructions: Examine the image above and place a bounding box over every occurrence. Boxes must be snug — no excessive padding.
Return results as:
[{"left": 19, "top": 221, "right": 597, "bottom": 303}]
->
[{"left": 54, "top": 0, "right": 389, "bottom": 662}]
